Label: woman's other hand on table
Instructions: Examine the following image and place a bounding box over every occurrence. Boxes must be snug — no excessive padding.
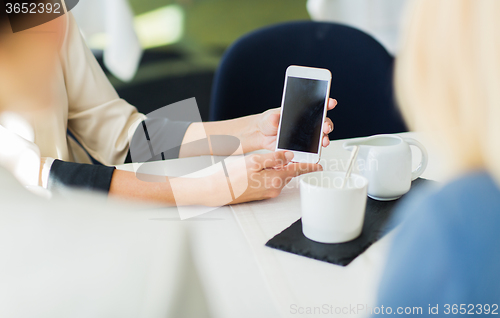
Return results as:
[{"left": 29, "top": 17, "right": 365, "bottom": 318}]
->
[{"left": 202, "top": 151, "right": 322, "bottom": 206}]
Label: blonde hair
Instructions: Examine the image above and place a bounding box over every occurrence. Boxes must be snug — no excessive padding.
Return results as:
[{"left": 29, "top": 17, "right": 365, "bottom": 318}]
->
[{"left": 396, "top": 0, "right": 500, "bottom": 183}]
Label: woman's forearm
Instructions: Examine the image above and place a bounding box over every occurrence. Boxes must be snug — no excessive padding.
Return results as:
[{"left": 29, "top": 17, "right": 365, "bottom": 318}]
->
[
  {"left": 109, "top": 151, "right": 321, "bottom": 207},
  {"left": 108, "top": 169, "right": 213, "bottom": 206}
]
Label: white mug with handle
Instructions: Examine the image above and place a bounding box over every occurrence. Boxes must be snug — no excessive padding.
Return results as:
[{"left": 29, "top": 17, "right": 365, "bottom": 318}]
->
[{"left": 343, "top": 134, "right": 428, "bottom": 201}]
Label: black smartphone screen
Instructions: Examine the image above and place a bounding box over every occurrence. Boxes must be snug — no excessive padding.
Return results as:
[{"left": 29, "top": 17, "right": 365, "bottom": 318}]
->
[{"left": 277, "top": 76, "right": 329, "bottom": 153}]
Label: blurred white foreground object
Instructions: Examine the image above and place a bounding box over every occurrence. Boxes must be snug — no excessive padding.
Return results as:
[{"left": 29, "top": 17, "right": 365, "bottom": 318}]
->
[{"left": 0, "top": 167, "right": 210, "bottom": 318}]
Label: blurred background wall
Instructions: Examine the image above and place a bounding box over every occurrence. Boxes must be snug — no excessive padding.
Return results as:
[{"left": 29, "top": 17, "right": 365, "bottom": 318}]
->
[
  {"left": 76, "top": 0, "right": 310, "bottom": 121},
  {"left": 75, "top": 0, "right": 406, "bottom": 121}
]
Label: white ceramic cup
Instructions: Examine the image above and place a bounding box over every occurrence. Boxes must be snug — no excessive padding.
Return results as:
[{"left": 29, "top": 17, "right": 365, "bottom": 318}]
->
[{"left": 300, "top": 171, "right": 368, "bottom": 244}]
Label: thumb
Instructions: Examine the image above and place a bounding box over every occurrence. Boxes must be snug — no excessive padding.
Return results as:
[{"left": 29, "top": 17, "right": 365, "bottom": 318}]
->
[{"left": 259, "top": 109, "right": 280, "bottom": 135}]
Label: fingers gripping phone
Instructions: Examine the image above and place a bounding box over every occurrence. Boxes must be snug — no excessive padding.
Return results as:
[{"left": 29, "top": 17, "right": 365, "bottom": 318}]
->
[{"left": 276, "top": 65, "right": 332, "bottom": 164}]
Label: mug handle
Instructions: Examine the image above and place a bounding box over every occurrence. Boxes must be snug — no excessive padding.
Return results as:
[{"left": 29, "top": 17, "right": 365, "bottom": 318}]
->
[{"left": 404, "top": 138, "right": 429, "bottom": 181}]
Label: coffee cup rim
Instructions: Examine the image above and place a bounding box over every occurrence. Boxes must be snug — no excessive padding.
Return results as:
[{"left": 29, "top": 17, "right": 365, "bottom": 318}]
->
[
  {"left": 299, "top": 171, "right": 368, "bottom": 190},
  {"left": 343, "top": 134, "right": 404, "bottom": 149}
]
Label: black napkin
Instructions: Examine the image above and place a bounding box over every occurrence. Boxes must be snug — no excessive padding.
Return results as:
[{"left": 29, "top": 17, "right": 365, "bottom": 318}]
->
[{"left": 265, "top": 178, "right": 435, "bottom": 266}]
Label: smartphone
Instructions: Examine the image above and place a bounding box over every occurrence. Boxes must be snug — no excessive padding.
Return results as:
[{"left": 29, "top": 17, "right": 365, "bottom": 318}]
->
[{"left": 275, "top": 65, "right": 332, "bottom": 163}]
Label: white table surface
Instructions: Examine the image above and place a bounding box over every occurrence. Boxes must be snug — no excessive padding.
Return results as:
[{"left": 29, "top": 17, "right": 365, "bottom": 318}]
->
[{"left": 116, "top": 132, "right": 446, "bottom": 318}]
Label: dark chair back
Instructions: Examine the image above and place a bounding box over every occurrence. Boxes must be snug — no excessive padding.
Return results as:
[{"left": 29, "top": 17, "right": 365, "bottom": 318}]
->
[{"left": 209, "top": 21, "right": 407, "bottom": 140}]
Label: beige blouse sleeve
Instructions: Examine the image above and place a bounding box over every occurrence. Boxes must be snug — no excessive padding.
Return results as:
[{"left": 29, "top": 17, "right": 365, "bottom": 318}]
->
[{"left": 60, "top": 13, "right": 146, "bottom": 166}]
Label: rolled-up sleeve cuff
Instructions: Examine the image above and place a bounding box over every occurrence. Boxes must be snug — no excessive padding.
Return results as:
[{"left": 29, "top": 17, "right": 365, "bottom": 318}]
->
[
  {"left": 47, "top": 160, "right": 115, "bottom": 194},
  {"left": 40, "top": 157, "right": 55, "bottom": 189}
]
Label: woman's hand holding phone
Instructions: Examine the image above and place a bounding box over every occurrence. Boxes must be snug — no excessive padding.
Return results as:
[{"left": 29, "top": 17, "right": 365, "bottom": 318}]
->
[
  {"left": 212, "top": 97, "right": 335, "bottom": 204},
  {"left": 252, "top": 98, "right": 337, "bottom": 151}
]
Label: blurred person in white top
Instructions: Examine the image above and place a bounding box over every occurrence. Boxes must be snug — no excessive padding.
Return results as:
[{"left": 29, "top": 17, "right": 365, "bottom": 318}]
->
[{"left": 0, "top": 7, "right": 209, "bottom": 318}]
